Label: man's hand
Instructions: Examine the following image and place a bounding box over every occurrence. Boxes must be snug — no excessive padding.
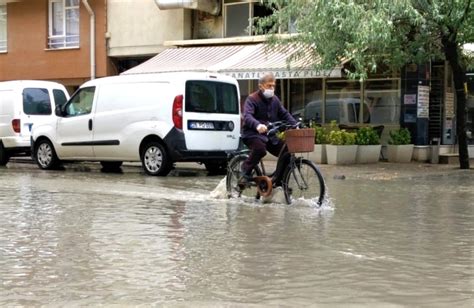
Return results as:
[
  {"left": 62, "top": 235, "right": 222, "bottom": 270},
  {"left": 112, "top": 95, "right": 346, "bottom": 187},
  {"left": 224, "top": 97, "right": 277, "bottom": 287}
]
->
[{"left": 256, "top": 124, "right": 268, "bottom": 134}]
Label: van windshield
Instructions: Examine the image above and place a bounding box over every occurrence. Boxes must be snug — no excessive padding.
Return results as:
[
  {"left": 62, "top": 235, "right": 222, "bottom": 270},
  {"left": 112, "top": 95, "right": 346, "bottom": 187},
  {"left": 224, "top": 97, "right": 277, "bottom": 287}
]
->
[{"left": 185, "top": 81, "right": 238, "bottom": 114}]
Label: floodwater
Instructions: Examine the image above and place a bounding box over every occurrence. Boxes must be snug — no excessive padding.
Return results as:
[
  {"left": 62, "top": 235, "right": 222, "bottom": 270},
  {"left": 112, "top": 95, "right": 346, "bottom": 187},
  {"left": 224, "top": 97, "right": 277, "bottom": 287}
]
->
[{"left": 0, "top": 163, "right": 473, "bottom": 306}]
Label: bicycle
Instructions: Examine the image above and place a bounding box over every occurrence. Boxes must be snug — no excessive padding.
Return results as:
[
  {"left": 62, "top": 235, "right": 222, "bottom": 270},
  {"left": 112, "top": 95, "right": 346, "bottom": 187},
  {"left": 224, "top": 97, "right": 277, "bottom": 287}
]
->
[{"left": 226, "top": 121, "right": 326, "bottom": 206}]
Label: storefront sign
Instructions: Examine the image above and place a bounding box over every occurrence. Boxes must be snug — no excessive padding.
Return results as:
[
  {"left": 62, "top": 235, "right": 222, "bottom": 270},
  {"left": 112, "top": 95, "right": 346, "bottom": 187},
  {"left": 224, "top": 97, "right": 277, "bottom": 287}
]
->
[
  {"left": 404, "top": 94, "right": 417, "bottom": 105},
  {"left": 223, "top": 69, "right": 341, "bottom": 80},
  {"left": 445, "top": 91, "right": 454, "bottom": 119},
  {"left": 417, "top": 85, "right": 430, "bottom": 118}
]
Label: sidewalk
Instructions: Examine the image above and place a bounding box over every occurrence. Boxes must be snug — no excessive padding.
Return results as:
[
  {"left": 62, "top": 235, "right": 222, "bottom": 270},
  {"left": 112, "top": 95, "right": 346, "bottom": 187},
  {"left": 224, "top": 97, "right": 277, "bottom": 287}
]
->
[{"left": 9, "top": 156, "right": 471, "bottom": 180}]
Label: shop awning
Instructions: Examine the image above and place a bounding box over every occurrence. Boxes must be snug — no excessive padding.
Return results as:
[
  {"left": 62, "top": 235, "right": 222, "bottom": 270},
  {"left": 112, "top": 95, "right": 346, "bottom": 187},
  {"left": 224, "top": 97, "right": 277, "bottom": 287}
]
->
[{"left": 122, "top": 43, "right": 343, "bottom": 79}]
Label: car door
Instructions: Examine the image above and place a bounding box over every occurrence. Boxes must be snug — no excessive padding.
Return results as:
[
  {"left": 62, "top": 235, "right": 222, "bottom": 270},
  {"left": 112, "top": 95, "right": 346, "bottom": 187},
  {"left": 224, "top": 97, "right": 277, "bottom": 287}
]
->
[{"left": 55, "top": 86, "right": 96, "bottom": 159}]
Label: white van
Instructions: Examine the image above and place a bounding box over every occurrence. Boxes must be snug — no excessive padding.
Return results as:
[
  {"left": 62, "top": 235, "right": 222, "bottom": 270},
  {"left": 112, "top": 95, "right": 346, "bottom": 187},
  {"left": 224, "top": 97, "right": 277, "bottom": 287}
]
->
[
  {"left": 298, "top": 98, "right": 371, "bottom": 124},
  {"left": 31, "top": 72, "right": 241, "bottom": 176},
  {"left": 0, "top": 80, "right": 69, "bottom": 165}
]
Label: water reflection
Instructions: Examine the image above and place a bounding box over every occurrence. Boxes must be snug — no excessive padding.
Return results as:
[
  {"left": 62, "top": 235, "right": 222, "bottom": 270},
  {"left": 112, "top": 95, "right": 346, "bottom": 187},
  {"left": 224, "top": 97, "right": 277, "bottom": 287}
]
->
[{"left": 0, "top": 168, "right": 472, "bottom": 306}]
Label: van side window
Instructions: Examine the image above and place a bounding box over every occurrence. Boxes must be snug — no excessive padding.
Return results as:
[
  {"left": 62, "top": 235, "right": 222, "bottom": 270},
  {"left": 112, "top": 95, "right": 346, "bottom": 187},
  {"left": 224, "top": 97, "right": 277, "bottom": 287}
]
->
[
  {"left": 53, "top": 89, "right": 68, "bottom": 107},
  {"left": 22, "top": 88, "right": 52, "bottom": 115},
  {"left": 65, "top": 87, "right": 95, "bottom": 117},
  {"left": 185, "top": 81, "right": 238, "bottom": 114}
]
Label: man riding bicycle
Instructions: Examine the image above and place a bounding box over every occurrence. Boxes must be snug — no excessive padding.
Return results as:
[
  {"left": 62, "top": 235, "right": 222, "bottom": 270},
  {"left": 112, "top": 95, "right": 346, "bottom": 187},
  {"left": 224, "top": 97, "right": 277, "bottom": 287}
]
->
[{"left": 240, "top": 72, "right": 297, "bottom": 183}]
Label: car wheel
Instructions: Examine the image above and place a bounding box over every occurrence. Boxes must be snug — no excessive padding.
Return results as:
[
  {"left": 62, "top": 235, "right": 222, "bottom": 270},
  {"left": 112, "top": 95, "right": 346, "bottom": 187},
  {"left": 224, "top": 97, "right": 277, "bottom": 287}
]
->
[
  {"left": 35, "top": 139, "right": 61, "bottom": 170},
  {"left": 141, "top": 141, "right": 172, "bottom": 176},
  {"left": 0, "top": 142, "right": 10, "bottom": 166}
]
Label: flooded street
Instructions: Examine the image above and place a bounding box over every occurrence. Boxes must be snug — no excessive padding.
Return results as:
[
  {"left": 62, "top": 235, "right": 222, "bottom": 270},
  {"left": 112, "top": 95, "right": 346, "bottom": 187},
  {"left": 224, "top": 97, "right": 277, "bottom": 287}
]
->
[{"left": 0, "top": 162, "right": 473, "bottom": 306}]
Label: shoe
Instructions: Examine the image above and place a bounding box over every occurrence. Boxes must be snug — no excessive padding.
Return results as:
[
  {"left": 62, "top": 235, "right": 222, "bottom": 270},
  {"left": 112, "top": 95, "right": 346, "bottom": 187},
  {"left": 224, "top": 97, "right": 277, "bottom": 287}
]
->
[{"left": 238, "top": 172, "right": 252, "bottom": 186}]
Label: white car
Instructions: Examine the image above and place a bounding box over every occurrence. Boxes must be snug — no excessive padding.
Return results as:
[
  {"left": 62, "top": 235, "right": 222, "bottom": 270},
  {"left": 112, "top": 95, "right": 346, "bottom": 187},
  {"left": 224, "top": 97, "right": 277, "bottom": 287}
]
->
[
  {"left": 31, "top": 72, "right": 241, "bottom": 176},
  {"left": 0, "top": 80, "right": 69, "bottom": 165}
]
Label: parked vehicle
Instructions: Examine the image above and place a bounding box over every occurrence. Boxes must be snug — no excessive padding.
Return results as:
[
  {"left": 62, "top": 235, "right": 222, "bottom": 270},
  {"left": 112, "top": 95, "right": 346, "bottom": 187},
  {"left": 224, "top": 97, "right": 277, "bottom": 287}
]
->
[
  {"left": 31, "top": 72, "right": 241, "bottom": 176},
  {"left": 0, "top": 80, "right": 69, "bottom": 165},
  {"left": 293, "top": 98, "right": 371, "bottom": 124}
]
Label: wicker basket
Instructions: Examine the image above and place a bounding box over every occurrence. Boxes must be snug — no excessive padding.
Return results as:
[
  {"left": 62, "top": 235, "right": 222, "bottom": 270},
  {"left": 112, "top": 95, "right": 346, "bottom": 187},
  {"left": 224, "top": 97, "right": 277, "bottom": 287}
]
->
[{"left": 285, "top": 128, "right": 315, "bottom": 153}]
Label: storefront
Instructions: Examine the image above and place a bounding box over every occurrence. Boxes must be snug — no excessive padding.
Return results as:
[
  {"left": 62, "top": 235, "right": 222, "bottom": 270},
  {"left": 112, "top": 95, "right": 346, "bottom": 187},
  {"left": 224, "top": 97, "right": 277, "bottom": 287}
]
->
[{"left": 124, "top": 43, "right": 403, "bottom": 142}]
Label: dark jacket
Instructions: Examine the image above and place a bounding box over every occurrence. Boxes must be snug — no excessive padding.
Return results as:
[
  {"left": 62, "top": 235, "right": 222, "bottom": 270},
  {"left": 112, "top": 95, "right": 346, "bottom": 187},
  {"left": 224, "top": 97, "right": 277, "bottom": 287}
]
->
[{"left": 242, "top": 90, "right": 297, "bottom": 143}]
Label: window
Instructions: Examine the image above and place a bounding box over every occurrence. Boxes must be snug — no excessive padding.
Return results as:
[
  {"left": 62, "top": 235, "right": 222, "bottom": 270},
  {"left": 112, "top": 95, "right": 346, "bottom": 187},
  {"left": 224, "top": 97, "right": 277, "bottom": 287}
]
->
[
  {"left": 224, "top": 0, "right": 274, "bottom": 37},
  {"left": 23, "top": 88, "right": 52, "bottom": 115},
  {"left": 66, "top": 87, "right": 95, "bottom": 116},
  {"left": 48, "top": 0, "right": 80, "bottom": 49},
  {"left": 185, "top": 81, "right": 239, "bottom": 114},
  {"left": 53, "top": 89, "right": 68, "bottom": 107},
  {"left": 0, "top": 5, "right": 6, "bottom": 52}
]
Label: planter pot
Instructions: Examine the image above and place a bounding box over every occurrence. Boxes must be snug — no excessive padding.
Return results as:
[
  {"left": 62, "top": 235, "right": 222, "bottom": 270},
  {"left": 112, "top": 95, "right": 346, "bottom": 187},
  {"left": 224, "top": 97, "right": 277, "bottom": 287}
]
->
[
  {"left": 309, "top": 144, "right": 327, "bottom": 164},
  {"left": 356, "top": 145, "right": 382, "bottom": 164},
  {"left": 326, "top": 145, "right": 358, "bottom": 165},
  {"left": 387, "top": 144, "right": 414, "bottom": 163},
  {"left": 413, "top": 146, "right": 431, "bottom": 162}
]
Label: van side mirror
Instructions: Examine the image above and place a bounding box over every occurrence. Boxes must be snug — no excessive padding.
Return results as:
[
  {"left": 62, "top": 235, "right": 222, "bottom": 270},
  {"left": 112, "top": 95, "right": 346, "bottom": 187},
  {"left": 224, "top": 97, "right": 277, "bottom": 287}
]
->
[{"left": 55, "top": 104, "right": 65, "bottom": 117}]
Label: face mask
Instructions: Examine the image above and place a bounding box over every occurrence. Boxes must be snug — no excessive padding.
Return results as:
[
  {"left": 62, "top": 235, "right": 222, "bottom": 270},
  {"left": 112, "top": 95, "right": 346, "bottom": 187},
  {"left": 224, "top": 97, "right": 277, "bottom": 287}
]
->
[{"left": 262, "top": 89, "right": 274, "bottom": 99}]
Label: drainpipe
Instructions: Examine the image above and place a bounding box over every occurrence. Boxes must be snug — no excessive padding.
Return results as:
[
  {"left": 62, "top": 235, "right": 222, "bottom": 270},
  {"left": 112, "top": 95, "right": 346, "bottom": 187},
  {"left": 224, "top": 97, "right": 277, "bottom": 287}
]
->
[{"left": 82, "top": 0, "right": 96, "bottom": 80}]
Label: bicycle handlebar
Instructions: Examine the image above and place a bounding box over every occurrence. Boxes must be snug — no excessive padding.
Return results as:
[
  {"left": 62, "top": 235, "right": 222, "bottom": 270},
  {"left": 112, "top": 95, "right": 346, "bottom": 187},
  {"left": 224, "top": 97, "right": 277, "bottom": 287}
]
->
[{"left": 266, "top": 121, "right": 303, "bottom": 136}]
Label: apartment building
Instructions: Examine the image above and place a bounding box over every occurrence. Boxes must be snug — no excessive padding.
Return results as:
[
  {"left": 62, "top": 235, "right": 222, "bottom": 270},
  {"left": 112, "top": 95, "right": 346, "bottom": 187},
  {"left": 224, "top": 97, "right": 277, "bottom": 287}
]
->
[{"left": 0, "top": 0, "right": 187, "bottom": 92}]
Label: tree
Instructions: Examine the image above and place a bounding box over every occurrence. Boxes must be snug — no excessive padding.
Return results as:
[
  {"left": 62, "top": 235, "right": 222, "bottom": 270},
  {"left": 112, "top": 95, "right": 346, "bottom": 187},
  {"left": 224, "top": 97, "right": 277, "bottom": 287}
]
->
[{"left": 259, "top": 0, "right": 473, "bottom": 169}]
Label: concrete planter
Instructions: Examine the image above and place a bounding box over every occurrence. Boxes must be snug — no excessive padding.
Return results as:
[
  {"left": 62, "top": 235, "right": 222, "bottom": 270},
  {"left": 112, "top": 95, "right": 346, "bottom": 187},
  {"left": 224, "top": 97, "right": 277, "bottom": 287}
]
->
[
  {"left": 326, "top": 145, "right": 358, "bottom": 165},
  {"left": 413, "top": 146, "right": 431, "bottom": 162},
  {"left": 309, "top": 144, "right": 327, "bottom": 164},
  {"left": 356, "top": 145, "right": 382, "bottom": 164},
  {"left": 387, "top": 144, "right": 414, "bottom": 163}
]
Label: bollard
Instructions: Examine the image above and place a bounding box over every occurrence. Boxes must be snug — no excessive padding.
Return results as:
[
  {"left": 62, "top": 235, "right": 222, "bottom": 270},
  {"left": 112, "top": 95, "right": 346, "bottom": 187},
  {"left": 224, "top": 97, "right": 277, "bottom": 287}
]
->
[{"left": 430, "top": 138, "right": 440, "bottom": 164}]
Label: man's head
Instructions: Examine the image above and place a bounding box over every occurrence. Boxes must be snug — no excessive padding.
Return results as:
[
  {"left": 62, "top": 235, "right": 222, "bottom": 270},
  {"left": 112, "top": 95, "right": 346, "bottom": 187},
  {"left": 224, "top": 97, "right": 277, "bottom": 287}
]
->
[{"left": 258, "top": 72, "right": 276, "bottom": 99}]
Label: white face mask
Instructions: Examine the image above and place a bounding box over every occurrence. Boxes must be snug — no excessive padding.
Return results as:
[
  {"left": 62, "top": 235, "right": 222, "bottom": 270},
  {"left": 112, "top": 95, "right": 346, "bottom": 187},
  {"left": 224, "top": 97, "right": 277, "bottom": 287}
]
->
[{"left": 262, "top": 89, "right": 274, "bottom": 99}]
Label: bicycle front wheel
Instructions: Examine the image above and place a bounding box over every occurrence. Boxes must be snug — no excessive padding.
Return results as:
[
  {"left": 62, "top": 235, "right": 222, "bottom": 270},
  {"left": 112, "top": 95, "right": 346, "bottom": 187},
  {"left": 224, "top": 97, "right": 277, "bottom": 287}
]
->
[
  {"left": 226, "top": 154, "right": 261, "bottom": 200},
  {"left": 282, "top": 159, "right": 325, "bottom": 205}
]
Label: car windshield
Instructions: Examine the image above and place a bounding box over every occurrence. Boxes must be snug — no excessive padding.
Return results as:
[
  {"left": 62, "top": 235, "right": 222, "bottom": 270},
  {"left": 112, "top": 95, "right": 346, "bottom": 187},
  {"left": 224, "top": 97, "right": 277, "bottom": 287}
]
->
[{"left": 185, "top": 81, "right": 238, "bottom": 114}]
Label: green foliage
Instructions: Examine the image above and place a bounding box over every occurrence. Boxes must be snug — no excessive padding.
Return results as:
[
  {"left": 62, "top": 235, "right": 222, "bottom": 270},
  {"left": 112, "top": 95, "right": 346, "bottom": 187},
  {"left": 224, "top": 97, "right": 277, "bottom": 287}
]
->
[
  {"left": 257, "top": 0, "right": 474, "bottom": 79},
  {"left": 389, "top": 128, "right": 412, "bottom": 145},
  {"left": 276, "top": 131, "right": 286, "bottom": 141},
  {"left": 355, "top": 126, "right": 380, "bottom": 145},
  {"left": 310, "top": 123, "right": 328, "bottom": 144},
  {"left": 328, "top": 130, "right": 356, "bottom": 145}
]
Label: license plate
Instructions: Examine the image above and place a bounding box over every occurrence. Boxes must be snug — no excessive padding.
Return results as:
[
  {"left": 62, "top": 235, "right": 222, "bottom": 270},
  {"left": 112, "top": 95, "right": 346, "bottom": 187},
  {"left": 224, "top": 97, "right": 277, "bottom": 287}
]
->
[{"left": 189, "top": 121, "right": 215, "bottom": 130}]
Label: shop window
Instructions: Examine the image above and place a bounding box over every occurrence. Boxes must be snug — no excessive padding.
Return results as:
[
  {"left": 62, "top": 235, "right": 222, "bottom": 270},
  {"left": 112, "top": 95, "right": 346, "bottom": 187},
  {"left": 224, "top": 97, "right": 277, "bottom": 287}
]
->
[
  {"left": 224, "top": 0, "right": 274, "bottom": 37},
  {"left": 0, "top": 5, "right": 6, "bottom": 52},
  {"left": 364, "top": 79, "right": 400, "bottom": 125},
  {"left": 324, "top": 80, "right": 367, "bottom": 124},
  {"left": 48, "top": 0, "right": 80, "bottom": 49},
  {"left": 289, "top": 79, "right": 323, "bottom": 122}
]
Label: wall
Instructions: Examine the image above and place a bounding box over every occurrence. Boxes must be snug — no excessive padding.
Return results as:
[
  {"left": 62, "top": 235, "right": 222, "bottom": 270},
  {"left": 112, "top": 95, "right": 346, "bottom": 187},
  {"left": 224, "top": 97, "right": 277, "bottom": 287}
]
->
[
  {"left": 0, "top": 0, "right": 111, "bottom": 87},
  {"left": 107, "top": 0, "right": 191, "bottom": 57}
]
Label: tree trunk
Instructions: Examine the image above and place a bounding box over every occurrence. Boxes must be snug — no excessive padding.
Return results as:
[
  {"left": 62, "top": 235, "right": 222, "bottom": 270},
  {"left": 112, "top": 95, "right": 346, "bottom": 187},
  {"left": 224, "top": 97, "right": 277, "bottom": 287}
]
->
[{"left": 443, "top": 38, "right": 470, "bottom": 169}]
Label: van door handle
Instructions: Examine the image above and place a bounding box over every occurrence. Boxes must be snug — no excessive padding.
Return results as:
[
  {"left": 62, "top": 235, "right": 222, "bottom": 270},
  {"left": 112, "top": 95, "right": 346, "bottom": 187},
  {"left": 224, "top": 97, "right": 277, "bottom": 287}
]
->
[{"left": 88, "top": 119, "right": 93, "bottom": 131}]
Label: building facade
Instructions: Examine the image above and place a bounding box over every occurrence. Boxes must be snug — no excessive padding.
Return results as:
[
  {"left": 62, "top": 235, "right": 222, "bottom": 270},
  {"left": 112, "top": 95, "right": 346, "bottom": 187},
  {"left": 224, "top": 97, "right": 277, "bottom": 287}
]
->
[{"left": 0, "top": 0, "right": 114, "bottom": 93}]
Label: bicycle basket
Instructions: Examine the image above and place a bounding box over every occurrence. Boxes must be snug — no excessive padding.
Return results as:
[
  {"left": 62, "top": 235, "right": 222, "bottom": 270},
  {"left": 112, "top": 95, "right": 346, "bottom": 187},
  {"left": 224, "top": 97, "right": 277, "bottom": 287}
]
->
[{"left": 285, "top": 128, "right": 315, "bottom": 153}]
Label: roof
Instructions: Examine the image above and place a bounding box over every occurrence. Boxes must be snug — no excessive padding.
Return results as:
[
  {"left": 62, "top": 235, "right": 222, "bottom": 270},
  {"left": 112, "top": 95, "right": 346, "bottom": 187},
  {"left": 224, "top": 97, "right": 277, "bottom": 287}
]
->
[{"left": 122, "top": 43, "right": 342, "bottom": 79}]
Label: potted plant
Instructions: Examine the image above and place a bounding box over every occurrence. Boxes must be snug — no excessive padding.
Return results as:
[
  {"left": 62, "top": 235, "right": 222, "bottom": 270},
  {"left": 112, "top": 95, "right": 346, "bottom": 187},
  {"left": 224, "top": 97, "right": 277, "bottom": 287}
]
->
[
  {"left": 326, "top": 129, "right": 358, "bottom": 164},
  {"left": 387, "top": 128, "right": 414, "bottom": 163},
  {"left": 355, "top": 126, "right": 382, "bottom": 163},
  {"left": 309, "top": 124, "right": 328, "bottom": 164}
]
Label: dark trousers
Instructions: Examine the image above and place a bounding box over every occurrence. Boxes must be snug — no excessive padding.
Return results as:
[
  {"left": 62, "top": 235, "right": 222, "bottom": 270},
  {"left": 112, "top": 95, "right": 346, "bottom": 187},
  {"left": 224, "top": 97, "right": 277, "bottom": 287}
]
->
[{"left": 241, "top": 137, "right": 286, "bottom": 175}]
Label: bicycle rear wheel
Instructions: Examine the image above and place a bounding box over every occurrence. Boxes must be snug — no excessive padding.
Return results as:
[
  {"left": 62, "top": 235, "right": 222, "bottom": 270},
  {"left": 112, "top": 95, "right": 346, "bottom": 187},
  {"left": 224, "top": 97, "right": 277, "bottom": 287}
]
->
[
  {"left": 226, "top": 154, "right": 262, "bottom": 200},
  {"left": 282, "top": 159, "right": 325, "bottom": 205}
]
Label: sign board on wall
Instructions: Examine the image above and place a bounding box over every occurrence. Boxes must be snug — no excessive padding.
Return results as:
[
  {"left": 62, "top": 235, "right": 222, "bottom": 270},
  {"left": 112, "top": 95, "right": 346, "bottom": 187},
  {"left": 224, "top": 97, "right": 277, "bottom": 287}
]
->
[
  {"left": 223, "top": 69, "right": 342, "bottom": 80},
  {"left": 445, "top": 91, "right": 455, "bottom": 119},
  {"left": 417, "top": 85, "right": 430, "bottom": 118}
]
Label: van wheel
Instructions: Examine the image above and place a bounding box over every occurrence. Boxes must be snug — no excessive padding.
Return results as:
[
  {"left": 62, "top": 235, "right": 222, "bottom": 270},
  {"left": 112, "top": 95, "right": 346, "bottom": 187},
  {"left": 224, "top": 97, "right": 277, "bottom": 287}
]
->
[
  {"left": 0, "top": 142, "right": 10, "bottom": 166},
  {"left": 100, "top": 161, "right": 123, "bottom": 171},
  {"left": 141, "top": 142, "right": 171, "bottom": 176},
  {"left": 35, "top": 139, "right": 60, "bottom": 170},
  {"left": 205, "top": 161, "right": 227, "bottom": 175}
]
